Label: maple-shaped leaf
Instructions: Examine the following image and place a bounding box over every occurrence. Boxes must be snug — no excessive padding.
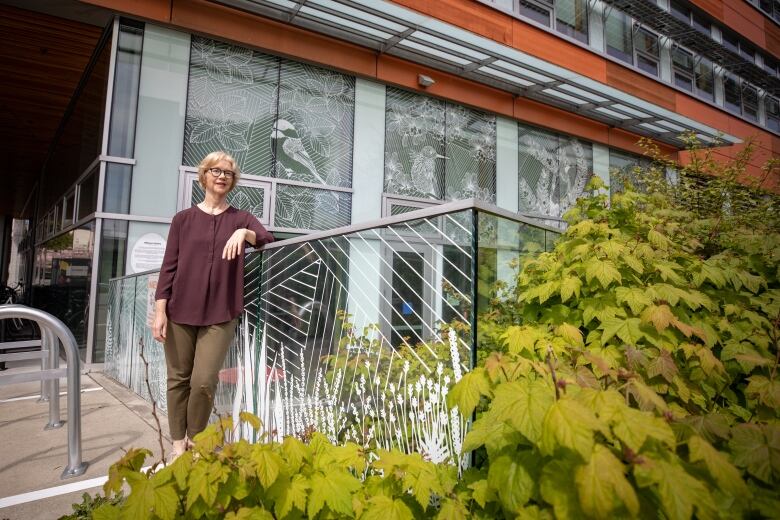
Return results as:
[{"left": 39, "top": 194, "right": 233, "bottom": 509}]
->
[
  {"left": 281, "top": 435, "right": 311, "bottom": 473},
  {"left": 612, "top": 406, "right": 676, "bottom": 452},
  {"left": 447, "top": 368, "right": 491, "bottom": 416},
  {"left": 745, "top": 375, "right": 780, "bottom": 409},
  {"left": 647, "top": 228, "right": 671, "bottom": 250},
  {"left": 250, "top": 446, "right": 283, "bottom": 489},
  {"left": 308, "top": 470, "right": 361, "bottom": 517},
  {"left": 267, "top": 474, "right": 309, "bottom": 518},
  {"left": 615, "top": 287, "right": 653, "bottom": 315},
  {"left": 560, "top": 276, "right": 582, "bottom": 302},
  {"left": 627, "top": 379, "right": 668, "bottom": 412},
  {"left": 541, "top": 398, "right": 602, "bottom": 459},
  {"left": 488, "top": 378, "right": 554, "bottom": 445},
  {"left": 647, "top": 349, "right": 678, "bottom": 382},
  {"left": 540, "top": 458, "right": 584, "bottom": 519},
  {"left": 600, "top": 317, "right": 643, "bottom": 345},
  {"left": 641, "top": 304, "right": 674, "bottom": 332},
  {"left": 224, "top": 507, "right": 274, "bottom": 520},
  {"left": 555, "top": 323, "right": 583, "bottom": 347},
  {"left": 584, "top": 258, "right": 622, "bottom": 288},
  {"left": 634, "top": 457, "right": 715, "bottom": 520},
  {"left": 501, "top": 325, "right": 544, "bottom": 355},
  {"left": 575, "top": 445, "right": 639, "bottom": 517},
  {"left": 361, "top": 495, "right": 414, "bottom": 520},
  {"left": 729, "top": 423, "right": 780, "bottom": 484},
  {"left": 487, "top": 450, "right": 536, "bottom": 512},
  {"left": 688, "top": 436, "right": 750, "bottom": 501},
  {"left": 436, "top": 497, "right": 469, "bottom": 520},
  {"left": 621, "top": 253, "right": 645, "bottom": 274},
  {"left": 596, "top": 239, "right": 626, "bottom": 259}
]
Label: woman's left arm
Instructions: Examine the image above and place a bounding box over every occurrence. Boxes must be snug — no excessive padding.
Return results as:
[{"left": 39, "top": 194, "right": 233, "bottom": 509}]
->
[{"left": 222, "top": 215, "right": 274, "bottom": 260}]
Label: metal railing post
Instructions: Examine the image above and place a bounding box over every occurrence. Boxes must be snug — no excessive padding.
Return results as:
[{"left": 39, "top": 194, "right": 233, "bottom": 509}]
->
[
  {"left": 0, "top": 304, "right": 88, "bottom": 479},
  {"left": 44, "top": 327, "right": 63, "bottom": 430},
  {"left": 37, "top": 323, "right": 50, "bottom": 403}
]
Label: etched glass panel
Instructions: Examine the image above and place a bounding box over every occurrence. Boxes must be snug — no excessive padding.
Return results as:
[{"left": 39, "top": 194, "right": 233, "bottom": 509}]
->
[
  {"left": 384, "top": 88, "right": 496, "bottom": 203},
  {"left": 444, "top": 104, "right": 496, "bottom": 203},
  {"left": 274, "top": 185, "right": 351, "bottom": 230},
  {"left": 274, "top": 60, "right": 355, "bottom": 188},
  {"left": 183, "top": 37, "right": 279, "bottom": 175},
  {"left": 517, "top": 124, "right": 592, "bottom": 218},
  {"left": 384, "top": 88, "right": 446, "bottom": 199}
]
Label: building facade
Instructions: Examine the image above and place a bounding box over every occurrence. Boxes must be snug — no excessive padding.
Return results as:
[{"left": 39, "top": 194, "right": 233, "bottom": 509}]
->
[{"left": 5, "top": 0, "right": 779, "bottom": 365}]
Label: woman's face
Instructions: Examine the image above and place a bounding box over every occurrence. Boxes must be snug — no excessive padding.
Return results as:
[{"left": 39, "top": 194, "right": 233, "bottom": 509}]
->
[{"left": 204, "top": 159, "right": 235, "bottom": 197}]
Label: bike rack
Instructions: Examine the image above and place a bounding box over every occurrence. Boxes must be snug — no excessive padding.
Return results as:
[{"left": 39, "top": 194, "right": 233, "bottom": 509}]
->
[{"left": 0, "top": 304, "right": 88, "bottom": 479}]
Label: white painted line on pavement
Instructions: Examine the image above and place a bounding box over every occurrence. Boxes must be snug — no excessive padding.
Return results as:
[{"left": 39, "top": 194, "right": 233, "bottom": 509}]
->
[
  {"left": 0, "top": 387, "right": 103, "bottom": 403},
  {"left": 0, "top": 465, "right": 153, "bottom": 509}
]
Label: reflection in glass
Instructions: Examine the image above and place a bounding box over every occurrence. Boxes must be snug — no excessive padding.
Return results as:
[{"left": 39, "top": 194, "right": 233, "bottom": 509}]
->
[
  {"left": 103, "top": 163, "right": 132, "bottom": 214},
  {"left": 32, "top": 222, "right": 95, "bottom": 360},
  {"left": 93, "top": 220, "right": 128, "bottom": 363},
  {"left": 78, "top": 170, "right": 99, "bottom": 220},
  {"left": 108, "top": 21, "right": 144, "bottom": 158}
]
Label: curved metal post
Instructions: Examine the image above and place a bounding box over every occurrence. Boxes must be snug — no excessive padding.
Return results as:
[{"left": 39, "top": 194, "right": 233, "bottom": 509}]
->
[
  {"left": 0, "top": 305, "right": 88, "bottom": 479},
  {"left": 44, "top": 327, "right": 64, "bottom": 430},
  {"left": 37, "top": 322, "right": 49, "bottom": 404}
]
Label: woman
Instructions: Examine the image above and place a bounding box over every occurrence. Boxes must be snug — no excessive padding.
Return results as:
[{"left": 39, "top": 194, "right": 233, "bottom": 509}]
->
[{"left": 152, "top": 151, "right": 274, "bottom": 460}]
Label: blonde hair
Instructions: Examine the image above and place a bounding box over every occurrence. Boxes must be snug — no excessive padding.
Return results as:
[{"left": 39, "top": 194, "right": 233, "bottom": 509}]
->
[{"left": 197, "top": 151, "right": 241, "bottom": 191}]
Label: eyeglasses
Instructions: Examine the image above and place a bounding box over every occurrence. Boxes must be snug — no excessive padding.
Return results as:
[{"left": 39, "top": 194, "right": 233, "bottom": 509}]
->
[{"left": 208, "top": 167, "right": 235, "bottom": 179}]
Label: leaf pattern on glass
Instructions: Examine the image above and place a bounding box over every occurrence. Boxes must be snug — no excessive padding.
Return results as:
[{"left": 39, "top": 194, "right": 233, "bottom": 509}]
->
[
  {"left": 385, "top": 87, "right": 496, "bottom": 203},
  {"left": 517, "top": 124, "right": 592, "bottom": 218}
]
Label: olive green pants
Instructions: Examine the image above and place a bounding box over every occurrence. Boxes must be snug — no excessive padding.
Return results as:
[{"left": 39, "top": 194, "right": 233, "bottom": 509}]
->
[{"left": 164, "top": 319, "right": 237, "bottom": 440}]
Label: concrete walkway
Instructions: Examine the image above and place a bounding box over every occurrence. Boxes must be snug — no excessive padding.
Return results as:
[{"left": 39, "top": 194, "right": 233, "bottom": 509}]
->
[{"left": 0, "top": 360, "right": 170, "bottom": 519}]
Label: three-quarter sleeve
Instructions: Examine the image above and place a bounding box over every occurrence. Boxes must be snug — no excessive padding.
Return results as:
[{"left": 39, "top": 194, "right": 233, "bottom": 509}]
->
[
  {"left": 244, "top": 213, "right": 274, "bottom": 247},
  {"left": 155, "top": 214, "right": 181, "bottom": 300}
]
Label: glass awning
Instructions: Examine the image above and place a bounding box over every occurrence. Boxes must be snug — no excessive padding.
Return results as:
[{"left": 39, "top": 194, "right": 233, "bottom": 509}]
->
[
  {"left": 208, "top": 0, "right": 741, "bottom": 148},
  {"left": 602, "top": 0, "right": 780, "bottom": 97}
]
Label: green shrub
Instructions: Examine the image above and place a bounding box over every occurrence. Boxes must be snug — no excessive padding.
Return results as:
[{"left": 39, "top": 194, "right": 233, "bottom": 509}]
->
[{"left": 88, "top": 138, "right": 780, "bottom": 519}]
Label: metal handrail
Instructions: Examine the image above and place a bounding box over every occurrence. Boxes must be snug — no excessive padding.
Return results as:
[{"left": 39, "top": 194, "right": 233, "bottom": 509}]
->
[{"left": 0, "top": 304, "right": 88, "bottom": 479}]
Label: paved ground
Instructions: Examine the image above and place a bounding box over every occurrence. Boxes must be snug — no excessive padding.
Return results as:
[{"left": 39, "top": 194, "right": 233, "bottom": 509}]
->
[{"left": 0, "top": 359, "right": 171, "bottom": 519}]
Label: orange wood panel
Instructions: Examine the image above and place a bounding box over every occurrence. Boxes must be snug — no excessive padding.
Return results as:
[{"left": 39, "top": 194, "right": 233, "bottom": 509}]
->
[
  {"left": 79, "top": 0, "right": 171, "bottom": 22},
  {"left": 377, "top": 55, "right": 515, "bottom": 117},
  {"left": 605, "top": 62, "right": 676, "bottom": 111},
  {"left": 688, "top": 0, "right": 723, "bottom": 18},
  {"left": 512, "top": 20, "right": 607, "bottom": 82},
  {"left": 390, "top": 0, "right": 513, "bottom": 45},
  {"left": 608, "top": 128, "right": 677, "bottom": 158},
  {"left": 170, "top": 0, "right": 377, "bottom": 78},
  {"left": 766, "top": 22, "right": 780, "bottom": 57},
  {"left": 723, "top": 2, "right": 766, "bottom": 48}
]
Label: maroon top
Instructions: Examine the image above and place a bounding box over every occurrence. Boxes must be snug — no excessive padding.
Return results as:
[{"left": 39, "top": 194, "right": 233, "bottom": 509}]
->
[{"left": 155, "top": 206, "right": 274, "bottom": 326}]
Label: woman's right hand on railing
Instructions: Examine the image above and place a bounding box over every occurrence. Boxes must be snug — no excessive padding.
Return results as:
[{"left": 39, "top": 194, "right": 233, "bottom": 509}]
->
[{"left": 152, "top": 300, "right": 168, "bottom": 343}]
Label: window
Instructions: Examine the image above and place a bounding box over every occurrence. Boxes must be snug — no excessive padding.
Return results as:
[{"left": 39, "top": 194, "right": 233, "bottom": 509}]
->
[
  {"left": 739, "top": 41, "right": 756, "bottom": 63},
  {"left": 746, "top": 0, "right": 780, "bottom": 23},
  {"left": 672, "top": 46, "right": 695, "bottom": 91},
  {"left": 724, "top": 73, "right": 742, "bottom": 114},
  {"left": 694, "top": 58, "right": 715, "bottom": 101},
  {"left": 604, "top": 9, "right": 633, "bottom": 64},
  {"left": 767, "top": 96, "right": 780, "bottom": 132},
  {"left": 485, "top": 0, "right": 513, "bottom": 10},
  {"left": 517, "top": 124, "right": 593, "bottom": 218},
  {"left": 516, "top": 0, "right": 589, "bottom": 42},
  {"left": 183, "top": 36, "right": 356, "bottom": 232},
  {"left": 722, "top": 30, "right": 740, "bottom": 55},
  {"left": 383, "top": 87, "right": 497, "bottom": 204},
  {"left": 742, "top": 85, "right": 759, "bottom": 121},
  {"left": 635, "top": 27, "right": 660, "bottom": 76},
  {"left": 670, "top": 0, "right": 710, "bottom": 34},
  {"left": 555, "top": 0, "right": 589, "bottom": 43},
  {"left": 519, "top": 0, "right": 553, "bottom": 25}
]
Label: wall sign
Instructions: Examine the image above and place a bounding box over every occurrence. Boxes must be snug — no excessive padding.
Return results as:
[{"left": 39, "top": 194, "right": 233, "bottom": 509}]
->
[{"left": 130, "top": 233, "right": 166, "bottom": 273}]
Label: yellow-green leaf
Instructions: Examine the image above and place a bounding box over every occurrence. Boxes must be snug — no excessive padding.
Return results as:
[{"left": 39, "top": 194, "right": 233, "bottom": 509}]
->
[
  {"left": 575, "top": 445, "right": 638, "bottom": 517},
  {"left": 560, "top": 276, "right": 582, "bottom": 302},
  {"left": 447, "top": 368, "right": 491, "bottom": 417},
  {"left": 585, "top": 258, "right": 622, "bottom": 288},
  {"left": 688, "top": 436, "right": 750, "bottom": 500},
  {"left": 541, "top": 398, "right": 601, "bottom": 459}
]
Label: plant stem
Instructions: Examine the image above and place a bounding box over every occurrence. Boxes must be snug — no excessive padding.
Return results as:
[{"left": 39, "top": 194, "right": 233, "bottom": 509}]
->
[{"left": 139, "top": 337, "right": 166, "bottom": 464}]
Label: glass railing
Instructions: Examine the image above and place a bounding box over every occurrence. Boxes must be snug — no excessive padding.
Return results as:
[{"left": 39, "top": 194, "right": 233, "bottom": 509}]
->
[{"left": 104, "top": 199, "right": 559, "bottom": 463}]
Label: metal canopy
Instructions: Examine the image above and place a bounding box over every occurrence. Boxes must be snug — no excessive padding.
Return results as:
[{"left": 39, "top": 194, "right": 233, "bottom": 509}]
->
[
  {"left": 602, "top": 0, "right": 780, "bottom": 96},
  {"left": 209, "top": 0, "right": 740, "bottom": 148}
]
